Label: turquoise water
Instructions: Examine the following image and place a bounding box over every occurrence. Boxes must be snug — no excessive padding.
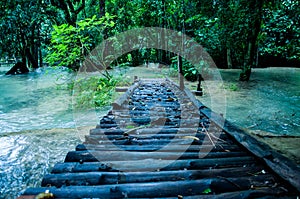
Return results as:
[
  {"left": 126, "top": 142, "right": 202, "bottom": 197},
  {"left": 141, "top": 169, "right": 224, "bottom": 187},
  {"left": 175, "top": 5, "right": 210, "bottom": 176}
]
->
[
  {"left": 0, "top": 67, "right": 108, "bottom": 198},
  {"left": 0, "top": 129, "right": 80, "bottom": 198},
  {"left": 0, "top": 66, "right": 299, "bottom": 198},
  {"left": 200, "top": 67, "right": 300, "bottom": 136},
  {"left": 0, "top": 67, "right": 76, "bottom": 133}
]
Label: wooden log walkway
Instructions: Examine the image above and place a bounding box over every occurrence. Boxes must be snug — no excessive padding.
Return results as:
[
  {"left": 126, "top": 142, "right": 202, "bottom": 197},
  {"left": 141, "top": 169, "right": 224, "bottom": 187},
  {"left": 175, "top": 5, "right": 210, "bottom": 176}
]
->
[{"left": 20, "top": 79, "right": 300, "bottom": 198}]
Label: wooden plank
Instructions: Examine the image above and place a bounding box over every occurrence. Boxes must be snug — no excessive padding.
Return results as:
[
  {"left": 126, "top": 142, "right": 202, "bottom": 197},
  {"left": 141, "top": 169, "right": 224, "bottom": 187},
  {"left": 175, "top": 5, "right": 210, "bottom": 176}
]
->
[
  {"left": 42, "top": 166, "right": 265, "bottom": 187},
  {"left": 19, "top": 187, "right": 296, "bottom": 199},
  {"left": 23, "top": 175, "right": 281, "bottom": 198},
  {"left": 89, "top": 128, "right": 224, "bottom": 136},
  {"left": 64, "top": 151, "right": 249, "bottom": 162},
  {"left": 75, "top": 144, "right": 241, "bottom": 152},
  {"left": 85, "top": 133, "right": 228, "bottom": 141},
  {"left": 115, "top": 87, "right": 128, "bottom": 92},
  {"left": 200, "top": 107, "right": 300, "bottom": 192},
  {"left": 83, "top": 136, "right": 234, "bottom": 146},
  {"left": 165, "top": 78, "right": 203, "bottom": 108},
  {"left": 20, "top": 79, "right": 300, "bottom": 198},
  {"left": 52, "top": 156, "right": 256, "bottom": 173},
  {"left": 137, "top": 188, "right": 296, "bottom": 199},
  {"left": 112, "top": 110, "right": 199, "bottom": 116},
  {"left": 108, "top": 118, "right": 201, "bottom": 126},
  {"left": 112, "top": 81, "right": 140, "bottom": 109}
]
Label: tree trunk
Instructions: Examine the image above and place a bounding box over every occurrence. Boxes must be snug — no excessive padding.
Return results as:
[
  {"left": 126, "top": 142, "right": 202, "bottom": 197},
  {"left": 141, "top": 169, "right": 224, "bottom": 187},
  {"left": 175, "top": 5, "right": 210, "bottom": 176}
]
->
[
  {"left": 39, "top": 48, "right": 43, "bottom": 68},
  {"left": 239, "top": 0, "right": 264, "bottom": 81},
  {"left": 26, "top": 48, "right": 38, "bottom": 69},
  {"left": 50, "top": 0, "right": 85, "bottom": 26},
  {"left": 178, "top": 55, "right": 184, "bottom": 89},
  {"left": 37, "top": 27, "right": 43, "bottom": 68},
  {"left": 240, "top": 42, "right": 252, "bottom": 81},
  {"left": 227, "top": 48, "right": 232, "bottom": 69},
  {"left": 99, "top": 0, "right": 107, "bottom": 39},
  {"left": 161, "top": 0, "right": 168, "bottom": 64},
  {"left": 99, "top": 0, "right": 105, "bottom": 17}
]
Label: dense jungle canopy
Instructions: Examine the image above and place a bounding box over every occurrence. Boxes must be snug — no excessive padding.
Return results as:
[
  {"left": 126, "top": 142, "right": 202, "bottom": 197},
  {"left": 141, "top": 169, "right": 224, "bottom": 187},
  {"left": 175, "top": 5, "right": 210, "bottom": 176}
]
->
[{"left": 0, "top": 0, "right": 299, "bottom": 80}]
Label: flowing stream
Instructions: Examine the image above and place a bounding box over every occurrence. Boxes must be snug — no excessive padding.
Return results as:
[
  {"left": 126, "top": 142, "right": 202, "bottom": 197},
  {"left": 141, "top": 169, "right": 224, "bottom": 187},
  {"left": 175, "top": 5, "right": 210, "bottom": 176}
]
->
[
  {"left": 0, "top": 66, "right": 299, "bottom": 198},
  {"left": 0, "top": 67, "right": 108, "bottom": 198},
  {"left": 0, "top": 67, "right": 75, "bottom": 133},
  {"left": 199, "top": 68, "right": 300, "bottom": 136}
]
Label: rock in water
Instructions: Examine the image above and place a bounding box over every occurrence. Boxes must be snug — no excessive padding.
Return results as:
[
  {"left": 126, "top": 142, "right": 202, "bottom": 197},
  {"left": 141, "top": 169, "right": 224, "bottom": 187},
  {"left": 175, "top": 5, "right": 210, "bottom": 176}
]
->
[{"left": 5, "top": 62, "right": 29, "bottom": 75}]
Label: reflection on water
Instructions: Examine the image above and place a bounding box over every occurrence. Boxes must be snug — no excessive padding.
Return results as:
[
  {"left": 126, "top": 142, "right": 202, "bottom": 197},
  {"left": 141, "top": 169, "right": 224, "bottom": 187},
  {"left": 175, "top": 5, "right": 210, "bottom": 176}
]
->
[{"left": 200, "top": 67, "right": 300, "bottom": 136}]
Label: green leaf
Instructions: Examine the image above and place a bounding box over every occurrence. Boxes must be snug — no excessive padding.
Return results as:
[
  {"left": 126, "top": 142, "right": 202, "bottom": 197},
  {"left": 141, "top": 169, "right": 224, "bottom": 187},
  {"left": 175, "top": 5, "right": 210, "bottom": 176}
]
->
[{"left": 202, "top": 188, "right": 212, "bottom": 194}]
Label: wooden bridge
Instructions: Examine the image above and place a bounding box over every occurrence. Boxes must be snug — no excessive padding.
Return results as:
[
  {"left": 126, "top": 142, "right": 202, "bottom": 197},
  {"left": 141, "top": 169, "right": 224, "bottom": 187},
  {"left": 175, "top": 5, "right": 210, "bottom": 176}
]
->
[{"left": 20, "top": 79, "right": 300, "bottom": 198}]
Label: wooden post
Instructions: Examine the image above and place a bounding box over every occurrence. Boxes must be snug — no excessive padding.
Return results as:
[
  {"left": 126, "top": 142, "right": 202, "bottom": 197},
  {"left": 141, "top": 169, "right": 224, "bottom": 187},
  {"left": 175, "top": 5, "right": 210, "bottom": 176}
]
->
[
  {"left": 195, "top": 74, "right": 203, "bottom": 96},
  {"left": 177, "top": 55, "right": 184, "bottom": 90}
]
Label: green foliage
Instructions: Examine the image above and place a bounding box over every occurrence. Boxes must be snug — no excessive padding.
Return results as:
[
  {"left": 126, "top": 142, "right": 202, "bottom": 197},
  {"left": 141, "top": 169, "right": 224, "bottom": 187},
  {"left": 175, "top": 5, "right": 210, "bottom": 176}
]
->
[
  {"left": 202, "top": 188, "right": 212, "bottom": 194},
  {"left": 1, "top": 0, "right": 299, "bottom": 81},
  {"left": 167, "top": 67, "right": 178, "bottom": 78},
  {"left": 170, "top": 56, "right": 199, "bottom": 82},
  {"left": 125, "top": 125, "right": 135, "bottom": 129},
  {"left": 0, "top": 0, "right": 52, "bottom": 67},
  {"left": 260, "top": 0, "right": 300, "bottom": 61},
  {"left": 190, "top": 16, "right": 222, "bottom": 59},
  {"left": 46, "top": 14, "right": 115, "bottom": 70},
  {"left": 72, "top": 76, "right": 119, "bottom": 108}
]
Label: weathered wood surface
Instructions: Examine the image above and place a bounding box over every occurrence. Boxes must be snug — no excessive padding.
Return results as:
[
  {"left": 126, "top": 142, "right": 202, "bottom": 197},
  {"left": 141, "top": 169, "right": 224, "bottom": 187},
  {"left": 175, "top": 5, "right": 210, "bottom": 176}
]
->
[
  {"left": 83, "top": 137, "right": 234, "bottom": 146},
  {"left": 84, "top": 133, "right": 228, "bottom": 142},
  {"left": 64, "top": 151, "right": 249, "bottom": 162},
  {"left": 89, "top": 127, "right": 214, "bottom": 135},
  {"left": 21, "top": 79, "right": 300, "bottom": 198},
  {"left": 50, "top": 156, "right": 257, "bottom": 173},
  {"left": 25, "top": 175, "right": 279, "bottom": 198},
  {"left": 76, "top": 143, "right": 241, "bottom": 152},
  {"left": 115, "top": 87, "right": 129, "bottom": 92},
  {"left": 200, "top": 107, "right": 300, "bottom": 193},
  {"left": 42, "top": 166, "right": 264, "bottom": 187}
]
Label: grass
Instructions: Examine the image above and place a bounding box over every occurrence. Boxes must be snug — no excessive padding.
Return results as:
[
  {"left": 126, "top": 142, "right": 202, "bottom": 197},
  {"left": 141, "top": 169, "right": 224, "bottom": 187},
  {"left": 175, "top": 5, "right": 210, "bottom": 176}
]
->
[{"left": 71, "top": 76, "right": 119, "bottom": 109}]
